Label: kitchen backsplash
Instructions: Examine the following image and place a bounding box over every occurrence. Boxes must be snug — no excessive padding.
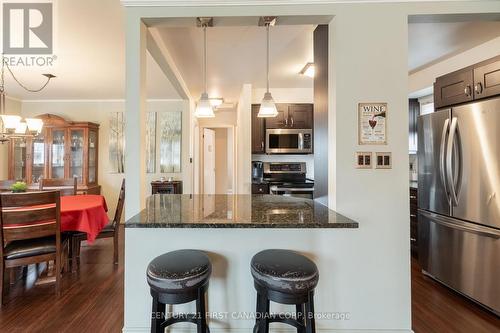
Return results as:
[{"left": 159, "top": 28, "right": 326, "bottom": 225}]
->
[{"left": 252, "top": 154, "right": 315, "bottom": 179}]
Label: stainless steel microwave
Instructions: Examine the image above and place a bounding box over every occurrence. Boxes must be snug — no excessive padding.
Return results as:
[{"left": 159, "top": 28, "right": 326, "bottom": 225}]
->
[{"left": 266, "top": 129, "right": 313, "bottom": 154}]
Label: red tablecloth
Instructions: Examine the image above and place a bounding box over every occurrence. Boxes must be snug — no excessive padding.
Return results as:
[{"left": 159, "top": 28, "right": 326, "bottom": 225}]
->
[{"left": 61, "top": 195, "right": 109, "bottom": 244}]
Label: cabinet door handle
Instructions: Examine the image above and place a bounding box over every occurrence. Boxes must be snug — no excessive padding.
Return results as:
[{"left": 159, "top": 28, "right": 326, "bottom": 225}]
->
[
  {"left": 410, "top": 214, "right": 417, "bottom": 218},
  {"left": 261, "top": 141, "right": 264, "bottom": 150},
  {"left": 464, "top": 85, "right": 471, "bottom": 97},
  {"left": 474, "top": 82, "right": 483, "bottom": 94},
  {"left": 284, "top": 117, "right": 288, "bottom": 127},
  {"left": 291, "top": 116, "right": 294, "bottom": 127},
  {"left": 410, "top": 195, "right": 417, "bottom": 199},
  {"left": 410, "top": 238, "right": 417, "bottom": 242}
]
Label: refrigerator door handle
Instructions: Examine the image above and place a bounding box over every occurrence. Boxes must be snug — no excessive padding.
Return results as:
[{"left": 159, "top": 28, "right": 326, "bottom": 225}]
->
[
  {"left": 440, "top": 118, "right": 450, "bottom": 201},
  {"left": 446, "top": 117, "right": 459, "bottom": 206},
  {"left": 420, "top": 210, "right": 500, "bottom": 239}
]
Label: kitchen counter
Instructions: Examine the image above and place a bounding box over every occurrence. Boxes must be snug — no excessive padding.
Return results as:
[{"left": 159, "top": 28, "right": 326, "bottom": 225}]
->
[
  {"left": 124, "top": 194, "right": 360, "bottom": 332},
  {"left": 125, "top": 194, "right": 358, "bottom": 228},
  {"left": 410, "top": 180, "right": 418, "bottom": 189}
]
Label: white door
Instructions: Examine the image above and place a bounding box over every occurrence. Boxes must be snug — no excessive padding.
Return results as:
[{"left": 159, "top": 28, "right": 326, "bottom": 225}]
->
[{"left": 203, "top": 128, "right": 216, "bottom": 195}]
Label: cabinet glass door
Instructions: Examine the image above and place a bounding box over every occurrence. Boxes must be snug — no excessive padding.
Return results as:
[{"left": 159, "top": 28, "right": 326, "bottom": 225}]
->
[
  {"left": 88, "top": 130, "right": 97, "bottom": 184},
  {"left": 12, "top": 138, "right": 27, "bottom": 181},
  {"left": 31, "top": 134, "right": 45, "bottom": 183},
  {"left": 69, "top": 129, "right": 84, "bottom": 183},
  {"left": 51, "top": 129, "right": 66, "bottom": 179}
]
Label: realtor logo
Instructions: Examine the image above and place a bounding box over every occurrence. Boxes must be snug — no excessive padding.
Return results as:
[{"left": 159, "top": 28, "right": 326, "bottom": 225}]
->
[{"left": 3, "top": 2, "right": 53, "bottom": 54}]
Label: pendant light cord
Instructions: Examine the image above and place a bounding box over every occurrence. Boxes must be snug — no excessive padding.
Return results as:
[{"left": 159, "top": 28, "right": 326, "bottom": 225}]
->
[
  {"left": 266, "top": 23, "right": 270, "bottom": 93},
  {"left": 203, "top": 25, "right": 207, "bottom": 94}
]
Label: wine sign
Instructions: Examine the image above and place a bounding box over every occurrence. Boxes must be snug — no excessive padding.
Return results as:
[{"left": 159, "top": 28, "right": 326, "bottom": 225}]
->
[{"left": 358, "top": 102, "right": 387, "bottom": 145}]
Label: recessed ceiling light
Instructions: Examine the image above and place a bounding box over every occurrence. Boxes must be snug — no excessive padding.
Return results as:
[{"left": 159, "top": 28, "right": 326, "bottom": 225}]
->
[{"left": 299, "top": 62, "right": 315, "bottom": 78}]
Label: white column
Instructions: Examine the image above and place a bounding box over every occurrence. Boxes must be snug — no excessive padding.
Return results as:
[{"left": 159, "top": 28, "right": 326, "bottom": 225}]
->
[
  {"left": 329, "top": 5, "right": 411, "bottom": 329},
  {"left": 124, "top": 11, "right": 147, "bottom": 219}
]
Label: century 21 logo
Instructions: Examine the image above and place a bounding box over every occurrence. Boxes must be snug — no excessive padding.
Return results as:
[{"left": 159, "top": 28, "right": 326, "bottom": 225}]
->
[{"left": 3, "top": 3, "right": 53, "bottom": 54}]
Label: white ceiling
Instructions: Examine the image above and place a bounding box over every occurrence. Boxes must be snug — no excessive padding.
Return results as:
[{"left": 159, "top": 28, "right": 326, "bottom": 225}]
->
[
  {"left": 408, "top": 20, "right": 500, "bottom": 72},
  {"left": 156, "top": 25, "right": 315, "bottom": 103},
  {"left": 4, "top": 0, "right": 179, "bottom": 101},
  {"left": 4, "top": 0, "right": 500, "bottom": 102}
]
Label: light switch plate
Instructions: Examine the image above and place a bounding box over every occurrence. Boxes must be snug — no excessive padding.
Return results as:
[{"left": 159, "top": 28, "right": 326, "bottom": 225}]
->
[
  {"left": 376, "top": 152, "right": 392, "bottom": 169},
  {"left": 355, "top": 152, "right": 372, "bottom": 169}
]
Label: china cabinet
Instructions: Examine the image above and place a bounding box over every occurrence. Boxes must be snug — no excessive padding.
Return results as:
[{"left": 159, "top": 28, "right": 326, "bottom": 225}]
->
[{"left": 7, "top": 114, "right": 100, "bottom": 194}]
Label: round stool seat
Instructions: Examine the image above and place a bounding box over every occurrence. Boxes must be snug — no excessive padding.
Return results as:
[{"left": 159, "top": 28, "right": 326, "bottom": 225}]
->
[
  {"left": 251, "top": 249, "right": 319, "bottom": 294},
  {"left": 147, "top": 249, "right": 211, "bottom": 293}
]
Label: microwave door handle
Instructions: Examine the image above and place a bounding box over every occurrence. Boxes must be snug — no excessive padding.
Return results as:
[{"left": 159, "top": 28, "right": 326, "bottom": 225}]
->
[
  {"left": 440, "top": 118, "right": 450, "bottom": 202},
  {"left": 446, "top": 117, "right": 459, "bottom": 206}
]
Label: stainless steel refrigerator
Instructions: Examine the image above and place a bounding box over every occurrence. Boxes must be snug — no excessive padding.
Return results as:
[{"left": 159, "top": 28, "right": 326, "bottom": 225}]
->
[{"left": 418, "top": 97, "right": 500, "bottom": 315}]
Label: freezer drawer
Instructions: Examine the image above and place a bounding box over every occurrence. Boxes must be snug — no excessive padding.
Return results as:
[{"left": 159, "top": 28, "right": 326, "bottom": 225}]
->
[{"left": 419, "top": 210, "right": 500, "bottom": 315}]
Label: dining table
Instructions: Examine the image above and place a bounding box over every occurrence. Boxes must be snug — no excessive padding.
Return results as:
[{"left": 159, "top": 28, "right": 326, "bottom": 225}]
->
[{"left": 60, "top": 194, "right": 109, "bottom": 243}]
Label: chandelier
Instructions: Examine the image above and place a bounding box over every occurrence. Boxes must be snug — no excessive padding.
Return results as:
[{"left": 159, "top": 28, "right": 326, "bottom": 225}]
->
[{"left": 0, "top": 55, "right": 55, "bottom": 144}]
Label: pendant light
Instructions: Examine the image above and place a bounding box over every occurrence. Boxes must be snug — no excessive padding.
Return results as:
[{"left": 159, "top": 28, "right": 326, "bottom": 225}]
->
[
  {"left": 194, "top": 18, "right": 215, "bottom": 118},
  {"left": 258, "top": 17, "right": 278, "bottom": 118}
]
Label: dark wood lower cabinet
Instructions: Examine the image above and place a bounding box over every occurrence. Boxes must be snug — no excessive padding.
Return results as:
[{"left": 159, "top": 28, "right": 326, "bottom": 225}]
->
[
  {"left": 410, "top": 187, "right": 418, "bottom": 256},
  {"left": 151, "top": 181, "right": 183, "bottom": 194}
]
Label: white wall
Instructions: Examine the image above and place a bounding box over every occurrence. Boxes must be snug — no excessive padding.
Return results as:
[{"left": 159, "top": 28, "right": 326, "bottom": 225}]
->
[
  {"left": 0, "top": 97, "right": 22, "bottom": 179},
  {"left": 19, "top": 99, "right": 191, "bottom": 216},
  {"left": 329, "top": 5, "right": 410, "bottom": 329},
  {"left": 236, "top": 84, "right": 252, "bottom": 194}
]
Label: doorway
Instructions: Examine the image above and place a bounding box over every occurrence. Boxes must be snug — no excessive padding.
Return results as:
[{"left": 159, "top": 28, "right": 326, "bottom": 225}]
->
[{"left": 201, "top": 126, "right": 235, "bottom": 195}]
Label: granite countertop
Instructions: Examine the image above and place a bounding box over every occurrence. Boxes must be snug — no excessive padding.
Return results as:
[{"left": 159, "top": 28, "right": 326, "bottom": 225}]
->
[
  {"left": 125, "top": 194, "right": 359, "bottom": 229},
  {"left": 410, "top": 180, "right": 418, "bottom": 189}
]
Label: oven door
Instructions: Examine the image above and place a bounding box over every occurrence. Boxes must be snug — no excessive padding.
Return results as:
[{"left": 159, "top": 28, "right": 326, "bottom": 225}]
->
[
  {"left": 266, "top": 129, "right": 312, "bottom": 154},
  {"left": 269, "top": 185, "right": 314, "bottom": 199}
]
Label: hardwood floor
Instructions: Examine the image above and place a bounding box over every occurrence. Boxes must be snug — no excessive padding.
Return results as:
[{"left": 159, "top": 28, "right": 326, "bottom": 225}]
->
[
  {"left": 411, "top": 256, "right": 500, "bottom": 333},
  {"left": 0, "top": 229, "right": 124, "bottom": 333},
  {"left": 0, "top": 230, "right": 498, "bottom": 332}
]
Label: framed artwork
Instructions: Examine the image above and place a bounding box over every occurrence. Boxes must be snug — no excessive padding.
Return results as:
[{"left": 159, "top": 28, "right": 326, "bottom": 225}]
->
[
  {"left": 109, "top": 112, "right": 125, "bottom": 173},
  {"left": 146, "top": 112, "right": 157, "bottom": 173},
  {"left": 159, "top": 111, "right": 182, "bottom": 173},
  {"left": 358, "top": 102, "right": 387, "bottom": 145}
]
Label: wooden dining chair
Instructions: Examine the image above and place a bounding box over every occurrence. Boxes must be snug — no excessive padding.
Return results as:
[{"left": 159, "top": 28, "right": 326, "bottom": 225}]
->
[
  {"left": 71, "top": 179, "right": 125, "bottom": 270},
  {"left": 0, "top": 191, "right": 70, "bottom": 306},
  {"left": 0, "top": 180, "right": 16, "bottom": 192},
  {"left": 39, "top": 177, "right": 78, "bottom": 196}
]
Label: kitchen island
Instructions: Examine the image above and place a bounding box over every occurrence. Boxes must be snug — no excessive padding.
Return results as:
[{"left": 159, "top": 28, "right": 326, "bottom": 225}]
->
[{"left": 124, "top": 194, "right": 359, "bottom": 332}]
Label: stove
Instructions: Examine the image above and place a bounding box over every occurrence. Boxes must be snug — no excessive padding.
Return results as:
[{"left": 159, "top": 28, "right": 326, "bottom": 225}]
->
[{"left": 262, "top": 162, "right": 314, "bottom": 199}]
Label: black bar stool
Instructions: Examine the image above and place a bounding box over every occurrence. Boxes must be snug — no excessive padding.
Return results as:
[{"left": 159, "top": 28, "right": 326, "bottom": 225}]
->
[
  {"left": 146, "top": 249, "right": 211, "bottom": 333},
  {"left": 251, "top": 249, "right": 319, "bottom": 333}
]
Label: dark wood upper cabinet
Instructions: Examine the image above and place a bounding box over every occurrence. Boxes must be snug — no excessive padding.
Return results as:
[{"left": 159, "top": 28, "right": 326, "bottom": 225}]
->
[
  {"left": 251, "top": 104, "right": 266, "bottom": 154},
  {"left": 434, "top": 67, "right": 473, "bottom": 109},
  {"left": 264, "top": 104, "right": 288, "bottom": 129},
  {"left": 288, "top": 104, "right": 313, "bottom": 129},
  {"left": 473, "top": 57, "right": 500, "bottom": 99},
  {"left": 263, "top": 103, "right": 313, "bottom": 129},
  {"left": 434, "top": 55, "right": 500, "bottom": 109}
]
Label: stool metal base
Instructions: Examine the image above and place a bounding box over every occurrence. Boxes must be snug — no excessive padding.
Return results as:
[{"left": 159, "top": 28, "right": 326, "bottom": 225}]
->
[
  {"left": 150, "top": 282, "right": 209, "bottom": 333},
  {"left": 253, "top": 282, "right": 316, "bottom": 333}
]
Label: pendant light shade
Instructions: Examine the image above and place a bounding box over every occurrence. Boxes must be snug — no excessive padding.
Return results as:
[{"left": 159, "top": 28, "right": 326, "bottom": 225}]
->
[
  {"left": 195, "top": 21, "right": 215, "bottom": 118},
  {"left": 258, "top": 92, "right": 278, "bottom": 118},
  {"left": 258, "top": 20, "right": 278, "bottom": 118},
  {"left": 194, "top": 93, "right": 215, "bottom": 118}
]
